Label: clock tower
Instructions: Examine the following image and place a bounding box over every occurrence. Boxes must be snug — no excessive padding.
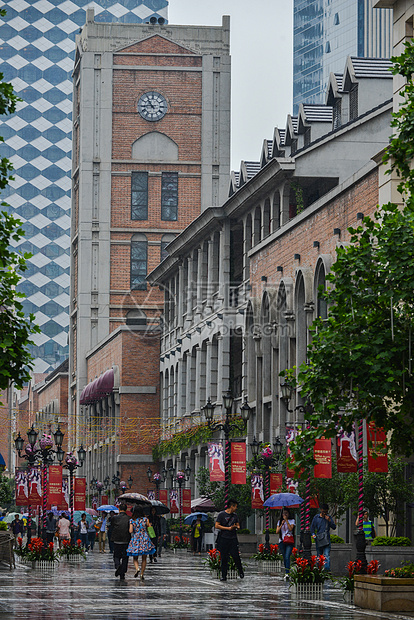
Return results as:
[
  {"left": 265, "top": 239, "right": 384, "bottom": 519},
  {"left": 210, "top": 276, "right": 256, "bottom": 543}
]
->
[{"left": 69, "top": 10, "right": 231, "bottom": 489}]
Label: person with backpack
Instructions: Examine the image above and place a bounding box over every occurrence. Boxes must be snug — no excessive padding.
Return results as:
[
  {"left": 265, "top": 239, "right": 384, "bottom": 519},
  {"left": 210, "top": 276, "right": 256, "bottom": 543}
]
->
[{"left": 311, "top": 503, "right": 336, "bottom": 571}]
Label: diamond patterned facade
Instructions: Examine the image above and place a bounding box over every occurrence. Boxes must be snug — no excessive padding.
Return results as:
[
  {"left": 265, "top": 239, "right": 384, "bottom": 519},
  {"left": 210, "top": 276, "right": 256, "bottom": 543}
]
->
[{"left": 0, "top": 0, "right": 169, "bottom": 373}]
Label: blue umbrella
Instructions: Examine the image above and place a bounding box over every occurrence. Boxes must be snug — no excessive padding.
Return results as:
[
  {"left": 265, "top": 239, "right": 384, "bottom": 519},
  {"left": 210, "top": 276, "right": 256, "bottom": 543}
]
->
[
  {"left": 72, "top": 511, "right": 93, "bottom": 525},
  {"left": 97, "top": 505, "right": 118, "bottom": 512},
  {"left": 263, "top": 493, "right": 304, "bottom": 509},
  {"left": 184, "top": 512, "right": 208, "bottom": 525}
]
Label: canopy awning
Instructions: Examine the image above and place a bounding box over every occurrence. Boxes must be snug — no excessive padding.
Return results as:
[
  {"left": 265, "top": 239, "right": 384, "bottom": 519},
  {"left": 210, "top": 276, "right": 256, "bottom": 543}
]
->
[{"left": 79, "top": 369, "right": 114, "bottom": 405}]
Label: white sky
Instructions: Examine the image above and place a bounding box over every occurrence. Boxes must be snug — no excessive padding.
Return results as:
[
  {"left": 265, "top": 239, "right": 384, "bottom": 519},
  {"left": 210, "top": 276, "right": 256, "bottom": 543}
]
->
[{"left": 168, "top": 0, "right": 293, "bottom": 171}]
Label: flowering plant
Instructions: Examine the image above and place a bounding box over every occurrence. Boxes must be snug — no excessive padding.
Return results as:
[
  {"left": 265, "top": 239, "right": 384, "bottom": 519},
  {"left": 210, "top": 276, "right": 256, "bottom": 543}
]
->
[
  {"left": 153, "top": 473, "right": 162, "bottom": 481},
  {"left": 260, "top": 445, "right": 273, "bottom": 460},
  {"left": 19, "top": 537, "right": 58, "bottom": 562},
  {"left": 336, "top": 560, "right": 362, "bottom": 591},
  {"left": 367, "top": 560, "right": 380, "bottom": 575},
  {"left": 385, "top": 562, "right": 414, "bottom": 578},
  {"left": 170, "top": 535, "right": 190, "bottom": 549},
  {"left": 289, "top": 548, "right": 329, "bottom": 585},
  {"left": 14, "top": 536, "right": 24, "bottom": 556},
  {"left": 40, "top": 434, "right": 53, "bottom": 451},
  {"left": 65, "top": 452, "right": 78, "bottom": 467},
  {"left": 252, "top": 543, "right": 282, "bottom": 562},
  {"left": 176, "top": 470, "right": 186, "bottom": 482},
  {"left": 203, "top": 548, "right": 242, "bottom": 573},
  {"left": 58, "top": 539, "right": 86, "bottom": 558}
]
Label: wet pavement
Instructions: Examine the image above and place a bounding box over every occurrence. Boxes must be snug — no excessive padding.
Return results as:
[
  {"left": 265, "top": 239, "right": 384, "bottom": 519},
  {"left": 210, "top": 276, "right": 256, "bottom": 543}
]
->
[{"left": 1, "top": 550, "right": 414, "bottom": 620}]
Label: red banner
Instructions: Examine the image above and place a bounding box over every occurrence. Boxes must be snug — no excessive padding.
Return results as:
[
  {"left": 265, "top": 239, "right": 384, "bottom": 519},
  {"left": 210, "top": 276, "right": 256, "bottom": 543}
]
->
[
  {"left": 286, "top": 426, "right": 300, "bottom": 479},
  {"left": 208, "top": 442, "right": 225, "bottom": 482},
  {"left": 74, "top": 478, "right": 86, "bottom": 510},
  {"left": 27, "top": 468, "right": 43, "bottom": 506},
  {"left": 182, "top": 489, "right": 191, "bottom": 514},
  {"left": 231, "top": 442, "right": 246, "bottom": 484},
  {"left": 101, "top": 494, "right": 108, "bottom": 505},
  {"left": 367, "top": 422, "right": 388, "bottom": 473},
  {"left": 15, "top": 470, "right": 29, "bottom": 506},
  {"left": 337, "top": 428, "right": 357, "bottom": 473},
  {"left": 169, "top": 489, "right": 179, "bottom": 514},
  {"left": 159, "top": 489, "right": 168, "bottom": 505},
  {"left": 251, "top": 473, "right": 264, "bottom": 508},
  {"left": 48, "top": 465, "right": 63, "bottom": 506},
  {"left": 314, "top": 438, "right": 332, "bottom": 478},
  {"left": 270, "top": 473, "right": 283, "bottom": 494}
]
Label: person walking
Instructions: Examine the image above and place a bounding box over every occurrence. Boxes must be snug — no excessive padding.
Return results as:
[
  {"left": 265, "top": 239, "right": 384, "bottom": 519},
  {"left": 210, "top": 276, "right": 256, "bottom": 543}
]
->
[
  {"left": 191, "top": 515, "right": 205, "bottom": 555},
  {"left": 311, "top": 503, "right": 336, "bottom": 571},
  {"left": 87, "top": 519, "right": 96, "bottom": 552},
  {"left": 276, "top": 508, "right": 295, "bottom": 579},
  {"left": 97, "top": 513, "right": 107, "bottom": 553},
  {"left": 107, "top": 510, "right": 115, "bottom": 554},
  {"left": 111, "top": 503, "right": 131, "bottom": 581},
  {"left": 10, "top": 515, "right": 24, "bottom": 548},
  {"left": 77, "top": 513, "right": 89, "bottom": 551},
  {"left": 355, "top": 510, "right": 376, "bottom": 542},
  {"left": 57, "top": 513, "right": 71, "bottom": 548},
  {"left": 158, "top": 515, "right": 167, "bottom": 558},
  {"left": 215, "top": 499, "right": 244, "bottom": 582},
  {"left": 45, "top": 512, "right": 56, "bottom": 545},
  {"left": 126, "top": 505, "right": 156, "bottom": 580},
  {"left": 148, "top": 507, "right": 160, "bottom": 564}
]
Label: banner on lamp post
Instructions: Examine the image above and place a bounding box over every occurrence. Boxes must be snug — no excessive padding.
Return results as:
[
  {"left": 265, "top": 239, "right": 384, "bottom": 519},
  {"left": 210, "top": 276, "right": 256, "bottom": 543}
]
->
[
  {"left": 336, "top": 428, "right": 358, "bottom": 473},
  {"left": 169, "top": 489, "right": 179, "bottom": 514},
  {"left": 15, "top": 469, "right": 29, "bottom": 506},
  {"left": 182, "top": 489, "right": 191, "bottom": 514},
  {"left": 367, "top": 422, "right": 388, "bottom": 473},
  {"left": 231, "top": 442, "right": 246, "bottom": 484},
  {"left": 48, "top": 465, "right": 63, "bottom": 506},
  {"left": 159, "top": 489, "right": 168, "bottom": 505},
  {"left": 74, "top": 477, "right": 86, "bottom": 510},
  {"left": 251, "top": 473, "right": 264, "bottom": 509},
  {"left": 147, "top": 490, "right": 156, "bottom": 501},
  {"left": 27, "top": 467, "right": 43, "bottom": 506},
  {"left": 270, "top": 472, "right": 283, "bottom": 495},
  {"left": 314, "top": 438, "right": 332, "bottom": 479},
  {"left": 208, "top": 442, "right": 225, "bottom": 482},
  {"left": 57, "top": 477, "right": 69, "bottom": 510},
  {"left": 101, "top": 494, "right": 108, "bottom": 505},
  {"left": 286, "top": 426, "right": 299, "bottom": 479}
]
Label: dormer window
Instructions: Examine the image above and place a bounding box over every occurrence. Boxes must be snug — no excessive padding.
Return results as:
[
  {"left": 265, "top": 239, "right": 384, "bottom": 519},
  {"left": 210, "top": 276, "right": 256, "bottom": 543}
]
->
[
  {"left": 350, "top": 84, "right": 358, "bottom": 120},
  {"left": 333, "top": 99, "right": 342, "bottom": 130}
]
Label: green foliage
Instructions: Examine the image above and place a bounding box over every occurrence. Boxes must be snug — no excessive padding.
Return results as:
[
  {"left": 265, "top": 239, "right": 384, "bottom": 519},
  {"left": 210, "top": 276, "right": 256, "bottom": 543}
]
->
[
  {"left": 371, "top": 536, "right": 411, "bottom": 547},
  {"left": 238, "top": 528, "right": 250, "bottom": 535},
  {"left": 385, "top": 561, "right": 414, "bottom": 577},
  {"left": 0, "top": 475, "right": 13, "bottom": 507},
  {"left": 0, "top": 520, "right": 7, "bottom": 531},
  {"left": 195, "top": 466, "right": 252, "bottom": 524},
  {"left": 330, "top": 534, "right": 345, "bottom": 544}
]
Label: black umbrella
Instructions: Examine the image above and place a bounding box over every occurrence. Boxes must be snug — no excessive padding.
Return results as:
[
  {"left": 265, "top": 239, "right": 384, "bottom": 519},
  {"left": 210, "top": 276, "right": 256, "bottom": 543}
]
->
[
  {"left": 143, "top": 499, "right": 170, "bottom": 516},
  {"left": 117, "top": 492, "right": 151, "bottom": 505}
]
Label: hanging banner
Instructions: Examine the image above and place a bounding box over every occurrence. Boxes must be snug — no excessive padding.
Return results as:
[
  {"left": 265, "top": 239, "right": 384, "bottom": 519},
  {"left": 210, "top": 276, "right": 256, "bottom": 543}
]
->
[
  {"left": 27, "top": 467, "right": 43, "bottom": 506},
  {"left": 101, "top": 494, "right": 109, "bottom": 505},
  {"left": 367, "top": 422, "right": 388, "bottom": 473},
  {"left": 251, "top": 473, "right": 264, "bottom": 508},
  {"left": 337, "top": 428, "right": 358, "bottom": 473},
  {"left": 147, "top": 490, "right": 156, "bottom": 501},
  {"left": 286, "top": 478, "right": 299, "bottom": 493},
  {"left": 182, "top": 489, "right": 191, "bottom": 514},
  {"left": 231, "top": 442, "right": 246, "bottom": 484},
  {"left": 48, "top": 465, "right": 63, "bottom": 506},
  {"left": 270, "top": 472, "right": 283, "bottom": 495},
  {"left": 15, "top": 470, "right": 29, "bottom": 506},
  {"left": 159, "top": 489, "right": 168, "bottom": 505},
  {"left": 314, "top": 438, "right": 332, "bottom": 479},
  {"left": 286, "top": 426, "right": 299, "bottom": 479},
  {"left": 57, "top": 478, "right": 69, "bottom": 511},
  {"left": 74, "top": 477, "right": 86, "bottom": 510},
  {"left": 169, "top": 489, "right": 179, "bottom": 514},
  {"left": 208, "top": 442, "right": 225, "bottom": 482}
]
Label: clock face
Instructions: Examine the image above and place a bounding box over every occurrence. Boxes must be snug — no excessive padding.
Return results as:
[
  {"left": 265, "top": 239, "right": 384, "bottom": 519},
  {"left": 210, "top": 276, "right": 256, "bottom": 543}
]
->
[{"left": 138, "top": 91, "right": 168, "bottom": 121}]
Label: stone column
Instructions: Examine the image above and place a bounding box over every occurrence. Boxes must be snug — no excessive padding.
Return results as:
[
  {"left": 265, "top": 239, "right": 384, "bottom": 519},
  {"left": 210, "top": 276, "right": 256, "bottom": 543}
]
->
[{"left": 206, "top": 239, "right": 214, "bottom": 310}]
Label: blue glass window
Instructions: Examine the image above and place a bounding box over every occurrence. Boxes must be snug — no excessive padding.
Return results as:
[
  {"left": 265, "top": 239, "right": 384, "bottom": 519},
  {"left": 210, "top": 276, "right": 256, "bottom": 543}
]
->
[
  {"left": 20, "top": 126, "right": 41, "bottom": 142},
  {"left": 19, "top": 107, "right": 41, "bottom": 123},
  {"left": 20, "top": 26, "right": 42, "bottom": 43},
  {"left": 42, "top": 186, "right": 65, "bottom": 201},
  {"left": 44, "top": 47, "right": 67, "bottom": 62},
  {"left": 131, "top": 240, "right": 148, "bottom": 290},
  {"left": 44, "top": 89, "right": 66, "bottom": 104},
  {"left": 20, "top": 45, "right": 42, "bottom": 61},
  {"left": 131, "top": 172, "right": 148, "bottom": 220},
  {"left": 42, "top": 321, "right": 61, "bottom": 337},
  {"left": 44, "top": 8, "right": 66, "bottom": 23},
  {"left": 16, "top": 164, "right": 38, "bottom": 181},
  {"left": 23, "top": 222, "right": 39, "bottom": 237},
  {"left": 17, "top": 204, "right": 39, "bottom": 219},
  {"left": 44, "top": 108, "right": 66, "bottom": 124},
  {"left": 161, "top": 172, "right": 178, "bottom": 221},
  {"left": 43, "top": 165, "right": 66, "bottom": 182},
  {"left": 44, "top": 127, "right": 65, "bottom": 142},
  {"left": 17, "top": 87, "right": 40, "bottom": 104},
  {"left": 46, "top": 204, "right": 64, "bottom": 220},
  {"left": 0, "top": 44, "right": 18, "bottom": 60},
  {"left": 43, "top": 66, "right": 68, "bottom": 86},
  {"left": 42, "top": 244, "right": 64, "bottom": 258},
  {"left": 40, "top": 301, "right": 62, "bottom": 316},
  {"left": 20, "top": 7, "right": 42, "bottom": 22},
  {"left": 18, "top": 184, "right": 39, "bottom": 200},
  {"left": 44, "top": 27, "right": 67, "bottom": 44},
  {"left": 41, "top": 282, "right": 63, "bottom": 297},
  {"left": 40, "top": 264, "right": 64, "bottom": 278},
  {"left": 20, "top": 65, "right": 42, "bottom": 82},
  {"left": 44, "top": 223, "right": 64, "bottom": 239}
]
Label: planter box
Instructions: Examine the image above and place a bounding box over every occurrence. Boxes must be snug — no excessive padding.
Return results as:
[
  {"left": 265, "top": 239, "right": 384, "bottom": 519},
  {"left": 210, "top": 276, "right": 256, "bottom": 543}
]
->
[
  {"left": 16, "top": 557, "right": 58, "bottom": 569},
  {"left": 60, "top": 554, "right": 86, "bottom": 562},
  {"left": 257, "top": 534, "right": 279, "bottom": 545},
  {"left": 366, "top": 547, "right": 414, "bottom": 572},
  {"left": 292, "top": 583, "right": 324, "bottom": 598},
  {"left": 257, "top": 560, "right": 283, "bottom": 573},
  {"left": 343, "top": 590, "right": 354, "bottom": 604},
  {"left": 237, "top": 534, "right": 257, "bottom": 555},
  {"left": 211, "top": 569, "right": 239, "bottom": 580},
  {"left": 355, "top": 575, "right": 414, "bottom": 612}
]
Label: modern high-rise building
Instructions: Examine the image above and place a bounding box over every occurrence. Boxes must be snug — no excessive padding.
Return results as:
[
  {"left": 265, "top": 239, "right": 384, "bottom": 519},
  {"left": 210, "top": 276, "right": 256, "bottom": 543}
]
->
[
  {"left": 293, "top": 0, "right": 392, "bottom": 112},
  {"left": 0, "top": 0, "right": 169, "bottom": 373}
]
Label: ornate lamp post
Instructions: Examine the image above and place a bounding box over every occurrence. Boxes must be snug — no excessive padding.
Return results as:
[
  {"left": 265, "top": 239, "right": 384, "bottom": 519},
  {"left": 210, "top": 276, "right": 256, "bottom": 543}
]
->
[
  {"left": 202, "top": 392, "right": 251, "bottom": 508},
  {"left": 119, "top": 480, "right": 127, "bottom": 494},
  {"left": 112, "top": 472, "right": 120, "bottom": 498},
  {"left": 127, "top": 475, "right": 133, "bottom": 489},
  {"left": 250, "top": 436, "right": 283, "bottom": 551},
  {"left": 96, "top": 481, "right": 103, "bottom": 505},
  {"left": 65, "top": 445, "right": 86, "bottom": 533},
  {"left": 15, "top": 425, "right": 65, "bottom": 535},
  {"left": 146, "top": 467, "right": 166, "bottom": 500},
  {"left": 169, "top": 466, "right": 191, "bottom": 542}
]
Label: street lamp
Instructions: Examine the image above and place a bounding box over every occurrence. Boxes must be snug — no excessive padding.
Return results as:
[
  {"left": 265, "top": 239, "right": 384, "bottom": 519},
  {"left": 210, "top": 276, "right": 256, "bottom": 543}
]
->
[
  {"left": 128, "top": 475, "right": 133, "bottom": 489},
  {"left": 119, "top": 480, "right": 127, "bottom": 493},
  {"left": 250, "top": 436, "right": 284, "bottom": 551},
  {"left": 15, "top": 425, "right": 66, "bottom": 536},
  {"left": 65, "top": 446, "right": 85, "bottom": 534},
  {"left": 202, "top": 392, "right": 251, "bottom": 508},
  {"left": 147, "top": 467, "right": 166, "bottom": 500},
  {"left": 112, "top": 471, "right": 121, "bottom": 498},
  {"left": 170, "top": 466, "right": 191, "bottom": 542}
]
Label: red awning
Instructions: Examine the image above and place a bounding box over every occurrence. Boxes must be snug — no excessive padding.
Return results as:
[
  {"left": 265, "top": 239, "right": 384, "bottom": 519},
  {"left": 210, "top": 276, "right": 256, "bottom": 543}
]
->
[{"left": 79, "top": 369, "right": 114, "bottom": 404}]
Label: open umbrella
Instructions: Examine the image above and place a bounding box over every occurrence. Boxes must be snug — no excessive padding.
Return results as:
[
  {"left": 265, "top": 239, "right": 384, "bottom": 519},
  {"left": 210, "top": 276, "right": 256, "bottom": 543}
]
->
[
  {"left": 191, "top": 497, "right": 216, "bottom": 512},
  {"left": 184, "top": 512, "right": 208, "bottom": 525},
  {"left": 4, "top": 512, "right": 21, "bottom": 523},
  {"left": 97, "top": 505, "right": 119, "bottom": 512},
  {"left": 117, "top": 493, "right": 151, "bottom": 506},
  {"left": 143, "top": 500, "right": 169, "bottom": 516},
  {"left": 72, "top": 511, "right": 93, "bottom": 525},
  {"left": 85, "top": 508, "right": 98, "bottom": 516},
  {"left": 263, "top": 492, "right": 304, "bottom": 509}
]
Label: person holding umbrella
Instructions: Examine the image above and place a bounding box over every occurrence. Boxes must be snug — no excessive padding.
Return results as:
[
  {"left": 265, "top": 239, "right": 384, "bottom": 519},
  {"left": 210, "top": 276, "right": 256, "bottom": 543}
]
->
[
  {"left": 191, "top": 514, "right": 205, "bottom": 555},
  {"left": 126, "top": 505, "right": 156, "bottom": 580},
  {"left": 276, "top": 508, "right": 295, "bottom": 579},
  {"left": 148, "top": 506, "right": 160, "bottom": 564}
]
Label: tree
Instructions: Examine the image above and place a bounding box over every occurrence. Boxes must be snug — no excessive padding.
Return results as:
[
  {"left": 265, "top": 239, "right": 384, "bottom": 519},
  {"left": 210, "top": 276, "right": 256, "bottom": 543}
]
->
[
  {"left": 283, "top": 42, "right": 414, "bottom": 467},
  {"left": 0, "top": 473, "right": 13, "bottom": 508},
  {"left": 0, "top": 22, "right": 40, "bottom": 391}
]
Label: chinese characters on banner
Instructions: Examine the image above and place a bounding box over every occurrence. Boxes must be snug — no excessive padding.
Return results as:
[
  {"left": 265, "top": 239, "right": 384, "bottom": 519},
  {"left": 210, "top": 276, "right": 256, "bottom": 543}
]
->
[
  {"left": 48, "top": 465, "right": 63, "bottom": 506},
  {"left": 208, "top": 442, "right": 225, "bottom": 482},
  {"left": 270, "top": 473, "right": 283, "bottom": 494},
  {"left": 74, "top": 478, "right": 86, "bottom": 510},
  {"left": 313, "top": 438, "right": 332, "bottom": 479},
  {"left": 169, "top": 489, "right": 179, "bottom": 514},
  {"left": 182, "top": 489, "right": 191, "bottom": 514},
  {"left": 231, "top": 442, "right": 246, "bottom": 484},
  {"left": 251, "top": 473, "right": 264, "bottom": 508},
  {"left": 159, "top": 489, "right": 168, "bottom": 505},
  {"left": 367, "top": 422, "right": 388, "bottom": 473},
  {"left": 336, "top": 428, "right": 358, "bottom": 473}
]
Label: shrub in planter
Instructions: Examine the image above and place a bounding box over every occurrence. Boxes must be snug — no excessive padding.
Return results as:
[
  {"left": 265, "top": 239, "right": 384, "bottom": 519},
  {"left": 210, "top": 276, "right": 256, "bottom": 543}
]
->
[
  {"left": 289, "top": 548, "right": 330, "bottom": 585},
  {"left": 58, "top": 539, "right": 86, "bottom": 559},
  {"left": 239, "top": 528, "right": 250, "bottom": 535},
  {"left": 371, "top": 536, "right": 411, "bottom": 546},
  {"left": 16, "top": 537, "right": 58, "bottom": 562},
  {"left": 337, "top": 560, "right": 379, "bottom": 592},
  {"left": 384, "top": 561, "right": 414, "bottom": 578},
  {"left": 251, "top": 543, "right": 282, "bottom": 562},
  {"left": 330, "top": 534, "right": 345, "bottom": 544},
  {"left": 170, "top": 535, "right": 190, "bottom": 549},
  {"left": 0, "top": 521, "right": 8, "bottom": 531}
]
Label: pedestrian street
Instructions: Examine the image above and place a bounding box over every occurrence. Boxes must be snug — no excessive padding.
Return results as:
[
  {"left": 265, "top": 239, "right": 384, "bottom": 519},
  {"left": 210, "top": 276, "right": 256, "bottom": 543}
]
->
[{"left": 1, "top": 551, "right": 414, "bottom": 620}]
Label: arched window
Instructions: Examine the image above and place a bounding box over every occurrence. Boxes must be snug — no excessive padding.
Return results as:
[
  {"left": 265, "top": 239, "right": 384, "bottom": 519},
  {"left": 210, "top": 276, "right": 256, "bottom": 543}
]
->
[
  {"left": 130, "top": 233, "right": 147, "bottom": 290},
  {"left": 315, "top": 261, "right": 328, "bottom": 320}
]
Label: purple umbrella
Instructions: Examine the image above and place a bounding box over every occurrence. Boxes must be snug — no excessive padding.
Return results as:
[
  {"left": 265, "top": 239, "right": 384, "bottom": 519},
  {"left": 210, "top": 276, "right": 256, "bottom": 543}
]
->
[{"left": 263, "top": 493, "right": 304, "bottom": 509}]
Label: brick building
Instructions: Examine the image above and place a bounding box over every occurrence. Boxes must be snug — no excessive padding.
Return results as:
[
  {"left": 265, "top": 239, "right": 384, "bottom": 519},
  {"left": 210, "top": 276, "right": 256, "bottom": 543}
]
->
[{"left": 69, "top": 12, "right": 231, "bottom": 496}]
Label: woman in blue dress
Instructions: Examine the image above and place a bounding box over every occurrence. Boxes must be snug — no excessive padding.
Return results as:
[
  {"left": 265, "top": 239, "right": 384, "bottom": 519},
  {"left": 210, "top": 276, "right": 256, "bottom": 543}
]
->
[{"left": 127, "top": 505, "right": 156, "bottom": 580}]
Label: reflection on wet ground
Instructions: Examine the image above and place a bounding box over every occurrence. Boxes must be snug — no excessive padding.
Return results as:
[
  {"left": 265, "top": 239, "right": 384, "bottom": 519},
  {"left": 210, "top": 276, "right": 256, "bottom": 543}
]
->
[{"left": 1, "top": 551, "right": 413, "bottom": 620}]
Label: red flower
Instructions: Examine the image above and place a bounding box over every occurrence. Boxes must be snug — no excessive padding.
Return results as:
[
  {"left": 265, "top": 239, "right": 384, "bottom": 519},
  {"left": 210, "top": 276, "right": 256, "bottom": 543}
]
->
[
  {"left": 317, "top": 555, "right": 326, "bottom": 571},
  {"left": 292, "top": 547, "right": 299, "bottom": 558},
  {"left": 77, "top": 539, "right": 81, "bottom": 546},
  {"left": 17, "top": 536, "right": 23, "bottom": 547},
  {"left": 310, "top": 555, "right": 317, "bottom": 570}
]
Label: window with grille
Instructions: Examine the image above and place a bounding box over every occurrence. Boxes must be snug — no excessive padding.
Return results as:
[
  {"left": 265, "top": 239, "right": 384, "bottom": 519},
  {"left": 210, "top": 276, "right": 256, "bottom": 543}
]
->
[
  {"left": 304, "top": 128, "right": 311, "bottom": 147},
  {"left": 130, "top": 239, "right": 147, "bottom": 290},
  {"left": 350, "top": 84, "right": 358, "bottom": 121},
  {"left": 131, "top": 172, "right": 148, "bottom": 220},
  {"left": 161, "top": 172, "right": 178, "bottom": 221},
  {"left": 333, "top": 99, "right": 342, "bottom": 130}
]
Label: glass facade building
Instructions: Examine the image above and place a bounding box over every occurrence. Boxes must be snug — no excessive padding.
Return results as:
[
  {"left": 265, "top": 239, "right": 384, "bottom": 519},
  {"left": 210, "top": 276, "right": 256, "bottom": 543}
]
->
[
  {"left": 293, "top": 0, "right": 392, "bottom": 112},
  {"left": 0, "top": 0, "right": 169, "bottom": 373}
]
